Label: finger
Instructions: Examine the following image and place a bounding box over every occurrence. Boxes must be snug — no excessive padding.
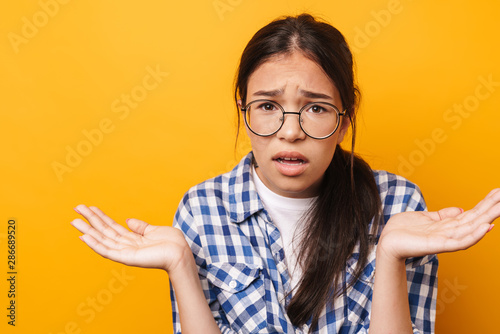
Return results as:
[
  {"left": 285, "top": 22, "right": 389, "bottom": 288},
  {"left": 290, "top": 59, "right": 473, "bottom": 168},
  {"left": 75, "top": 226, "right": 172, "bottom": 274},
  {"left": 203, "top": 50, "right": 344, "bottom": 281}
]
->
[
  {"left": 442, "top": 220, "right": 492, "bottom": 252},
  {"left": 71, "top": 218, "right": 97, "bottom": 235},
  {"left": 439, "top": 203, "right": 497, "bottom": 251},
  {"left": 423, "top": 207, "right": 463, "bottom": 222},
  {"left": 457, "top": 190, "right": 500, "bottom": 228},
  {"left": 79, "top": 234, "right": 133, "bottom": 265},
  {"left": 127, "top": 218, "right": 150, "bottom": 236},
  {"left": 461, "top": 189, "right": 500, "bottom": 221},
  {"left": 71, "top": 219, "right": 122, "bottom": 250},
  {"left": 437, "top": 207, "right": 463, "bottom": 220},
  {"left": 75, "top": 204, "right": 125, "bottom": 242},
  {"left": 88, "top": 206, "right": 131, "bottom": 236}
]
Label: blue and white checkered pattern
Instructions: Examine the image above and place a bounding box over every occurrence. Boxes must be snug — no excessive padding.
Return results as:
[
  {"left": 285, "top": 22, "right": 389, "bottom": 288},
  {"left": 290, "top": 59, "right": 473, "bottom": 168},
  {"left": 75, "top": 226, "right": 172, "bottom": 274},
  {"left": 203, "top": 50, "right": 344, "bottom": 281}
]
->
[{"left": 171, "top": 152, "right": 437, "bottom": 333}]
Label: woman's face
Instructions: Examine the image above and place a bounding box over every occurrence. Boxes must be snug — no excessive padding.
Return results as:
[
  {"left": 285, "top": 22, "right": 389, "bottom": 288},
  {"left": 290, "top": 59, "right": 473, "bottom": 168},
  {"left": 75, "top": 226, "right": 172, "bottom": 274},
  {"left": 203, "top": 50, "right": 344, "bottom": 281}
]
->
[{"left": 242, "top": 52, "right": 349, "bottom": 198}]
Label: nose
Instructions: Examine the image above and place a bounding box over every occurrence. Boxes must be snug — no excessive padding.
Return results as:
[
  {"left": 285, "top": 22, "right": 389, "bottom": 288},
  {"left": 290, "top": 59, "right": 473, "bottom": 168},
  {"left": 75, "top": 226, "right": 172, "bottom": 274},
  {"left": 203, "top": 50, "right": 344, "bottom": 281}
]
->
[{"left": 277, "top": 112, "right": 306, "bottom": 142}]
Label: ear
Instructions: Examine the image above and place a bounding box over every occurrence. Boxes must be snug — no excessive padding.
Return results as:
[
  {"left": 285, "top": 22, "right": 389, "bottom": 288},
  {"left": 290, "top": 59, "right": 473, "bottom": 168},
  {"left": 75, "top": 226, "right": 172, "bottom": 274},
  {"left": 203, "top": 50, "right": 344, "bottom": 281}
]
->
[
  {"left": 237, "top": 99, "right": 243, "bottom": 109},
  {"left": 336, "top": 116, "right": 351, "bottom": 144}
]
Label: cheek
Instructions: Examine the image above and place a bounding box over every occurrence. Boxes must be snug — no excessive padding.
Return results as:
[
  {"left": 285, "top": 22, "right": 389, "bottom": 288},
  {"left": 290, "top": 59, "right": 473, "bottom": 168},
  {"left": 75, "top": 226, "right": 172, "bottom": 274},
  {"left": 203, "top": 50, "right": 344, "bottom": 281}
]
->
[
  {"left": 246, "top": 132, "right": 267, "bottom": 159},
  {"left": 315, "top": 140, "right": 337, "bottom": 167}
]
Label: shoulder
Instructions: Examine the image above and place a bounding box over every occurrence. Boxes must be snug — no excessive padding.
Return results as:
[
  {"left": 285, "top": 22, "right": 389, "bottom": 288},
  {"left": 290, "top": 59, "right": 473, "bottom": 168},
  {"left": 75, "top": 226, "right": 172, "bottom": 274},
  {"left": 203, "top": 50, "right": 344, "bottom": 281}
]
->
[
  {"left": 183, "top": 153, "right": 252, "bottom": 203},
  {"left": 372, "top": 169, "right": 427, "bottom": 222},
  {"left": 173, "top": 153, "right": 265, "bottom": 269},
  {"left": 373, "top": 169, "right": 421, "bottom": 194},
  {"left": 373, "top": 170, "right": 438, "bottom": 276},
  {"left": 174, "top": 152, "right": 259, "bottom": 228},
  {"left": 180, "top": 171, "right": 232, "bottom": 213}
]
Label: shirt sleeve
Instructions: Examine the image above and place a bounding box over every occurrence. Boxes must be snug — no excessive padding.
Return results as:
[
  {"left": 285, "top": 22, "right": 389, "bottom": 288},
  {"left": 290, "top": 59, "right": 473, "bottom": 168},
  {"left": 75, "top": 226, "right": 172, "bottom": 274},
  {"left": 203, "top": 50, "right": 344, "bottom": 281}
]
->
[
  {"left": 170, "top": 193, "right": 237, "bottom": 334},
  {"left": 380, "top": 176, "right": 438, "bottom": 334}
]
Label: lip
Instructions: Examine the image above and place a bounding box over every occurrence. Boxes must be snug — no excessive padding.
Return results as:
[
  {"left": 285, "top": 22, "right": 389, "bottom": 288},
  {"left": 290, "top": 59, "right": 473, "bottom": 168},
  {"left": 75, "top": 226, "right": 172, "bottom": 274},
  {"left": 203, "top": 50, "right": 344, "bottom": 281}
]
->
[
  {"left": 272, "top": 151, "right": 308, "bottom": 176},
  {"left": 272, "top": 151, "right": 308, "bottom": 161}
]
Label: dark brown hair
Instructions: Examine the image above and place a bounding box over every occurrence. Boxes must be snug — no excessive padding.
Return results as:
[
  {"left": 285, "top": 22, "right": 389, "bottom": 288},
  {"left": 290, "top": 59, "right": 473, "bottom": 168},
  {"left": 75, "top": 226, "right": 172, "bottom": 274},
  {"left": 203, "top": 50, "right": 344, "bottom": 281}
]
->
[{"left": 234, "top": 14, "right": 381, "bottom": 331}]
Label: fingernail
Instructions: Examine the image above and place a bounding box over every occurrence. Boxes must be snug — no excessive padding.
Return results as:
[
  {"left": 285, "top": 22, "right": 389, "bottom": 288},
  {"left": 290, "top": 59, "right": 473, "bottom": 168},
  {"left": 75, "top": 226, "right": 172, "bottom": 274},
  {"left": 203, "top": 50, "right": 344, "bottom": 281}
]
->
[
  {"left": 459, "top": 208, "right": 464, "bottom": 213},
  {"left": 78, "top": 235, "right": 85, "bottom": 242},
  {"left": 74, "top": 207, "right": 81, "bottom": 214},
  {"left": 487, "top": 224, "right": 495, "bottom": 233}
]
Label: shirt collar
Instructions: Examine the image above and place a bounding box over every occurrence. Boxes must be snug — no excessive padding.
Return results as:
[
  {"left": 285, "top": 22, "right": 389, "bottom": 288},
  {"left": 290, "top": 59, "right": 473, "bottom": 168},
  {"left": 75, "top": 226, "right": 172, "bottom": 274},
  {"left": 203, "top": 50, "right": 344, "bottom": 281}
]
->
[{"left": 228, "top": 152, "right": 265, "bottom": 223}]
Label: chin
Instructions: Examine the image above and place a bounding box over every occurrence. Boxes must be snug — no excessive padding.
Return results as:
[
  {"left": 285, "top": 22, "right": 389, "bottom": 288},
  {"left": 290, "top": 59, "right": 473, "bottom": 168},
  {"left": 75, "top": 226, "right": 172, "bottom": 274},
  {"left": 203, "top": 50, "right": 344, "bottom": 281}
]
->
[{"left": 278, "top": 184, "right": 318, "bottom": 198}]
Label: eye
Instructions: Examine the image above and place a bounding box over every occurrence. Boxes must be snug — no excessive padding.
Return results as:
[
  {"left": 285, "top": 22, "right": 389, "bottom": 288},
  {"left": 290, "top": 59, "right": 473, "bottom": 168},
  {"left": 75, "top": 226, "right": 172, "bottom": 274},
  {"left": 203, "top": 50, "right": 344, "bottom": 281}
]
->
[
  {"left": 306, "top": 104, "right": 328, "bottom": 114},
  {"left": 257, "top": 102, "right": 278, "bottom": 111}
]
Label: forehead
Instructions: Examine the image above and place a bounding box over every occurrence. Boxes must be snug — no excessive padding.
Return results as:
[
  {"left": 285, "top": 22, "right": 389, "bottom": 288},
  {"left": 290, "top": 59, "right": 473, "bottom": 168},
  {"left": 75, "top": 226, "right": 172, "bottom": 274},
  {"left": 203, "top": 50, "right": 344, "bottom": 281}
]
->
[{"left": 247, "top": 52, "right": 338, "bottom": 97}]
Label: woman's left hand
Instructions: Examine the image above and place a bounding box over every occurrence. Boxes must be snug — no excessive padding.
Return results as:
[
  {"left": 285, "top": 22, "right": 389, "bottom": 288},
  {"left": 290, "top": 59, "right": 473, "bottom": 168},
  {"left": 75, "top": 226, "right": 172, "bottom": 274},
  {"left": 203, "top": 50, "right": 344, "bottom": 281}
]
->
[{"left": 378, "top": 188, "right": 500, "bottom": 261}]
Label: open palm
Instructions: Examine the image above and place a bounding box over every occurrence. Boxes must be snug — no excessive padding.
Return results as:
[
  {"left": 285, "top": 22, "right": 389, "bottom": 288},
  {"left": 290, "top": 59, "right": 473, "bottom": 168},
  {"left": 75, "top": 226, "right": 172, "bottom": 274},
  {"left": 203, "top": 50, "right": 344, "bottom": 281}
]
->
[
  {"left": 71, "top": 204, "right": 190, "bottom": 272},
  {"left": 380, "top": 189, "right": 500, "bottom": 260}
]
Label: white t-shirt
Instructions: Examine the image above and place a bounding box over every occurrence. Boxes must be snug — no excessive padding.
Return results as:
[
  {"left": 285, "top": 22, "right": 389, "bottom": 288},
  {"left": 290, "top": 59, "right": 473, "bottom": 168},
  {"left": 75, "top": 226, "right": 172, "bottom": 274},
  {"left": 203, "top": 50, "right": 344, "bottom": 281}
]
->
[{"left": 252, "top": 166, "right": 316, "bottom": 290}]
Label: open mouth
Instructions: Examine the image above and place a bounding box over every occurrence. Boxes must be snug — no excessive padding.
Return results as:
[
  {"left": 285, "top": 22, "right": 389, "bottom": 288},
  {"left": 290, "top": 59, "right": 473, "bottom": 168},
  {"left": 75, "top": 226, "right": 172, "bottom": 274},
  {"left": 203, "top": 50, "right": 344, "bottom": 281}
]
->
[
  {"left": 276, "top": 157, "right": 306, "bottom": 165},
  {"left": 272, "top": 152, "right": 308, "bottom": 177}
]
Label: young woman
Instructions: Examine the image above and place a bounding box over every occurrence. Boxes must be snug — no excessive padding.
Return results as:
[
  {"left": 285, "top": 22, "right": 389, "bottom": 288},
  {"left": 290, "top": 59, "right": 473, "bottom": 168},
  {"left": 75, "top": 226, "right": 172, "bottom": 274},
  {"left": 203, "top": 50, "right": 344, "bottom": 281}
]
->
[{"left": 71, "top": 14, "right": 499, "bottom": 333}]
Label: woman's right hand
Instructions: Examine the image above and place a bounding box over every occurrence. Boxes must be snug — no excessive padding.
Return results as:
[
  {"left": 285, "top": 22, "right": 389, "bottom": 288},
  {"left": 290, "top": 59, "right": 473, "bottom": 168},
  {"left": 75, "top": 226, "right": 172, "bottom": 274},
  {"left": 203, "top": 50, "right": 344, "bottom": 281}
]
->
[
  {"left": 70, "top": 204, "right": 191, "bottom": 274},
  {"left": 72, "top": 205, "right": 222, "bottom": 333}
]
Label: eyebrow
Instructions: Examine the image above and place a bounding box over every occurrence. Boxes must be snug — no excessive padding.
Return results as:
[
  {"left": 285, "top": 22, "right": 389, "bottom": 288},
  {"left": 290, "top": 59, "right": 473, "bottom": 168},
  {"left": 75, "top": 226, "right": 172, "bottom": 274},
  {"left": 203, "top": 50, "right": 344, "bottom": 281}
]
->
[
  {"left": 252, "top": 88, "right": 333, "bottom": 100},
  {"left": 253, "top": 88, "right": 285, "bottom": 97},
  {"left": 299, "top": 89, "right": 333, "bottom": 100}
]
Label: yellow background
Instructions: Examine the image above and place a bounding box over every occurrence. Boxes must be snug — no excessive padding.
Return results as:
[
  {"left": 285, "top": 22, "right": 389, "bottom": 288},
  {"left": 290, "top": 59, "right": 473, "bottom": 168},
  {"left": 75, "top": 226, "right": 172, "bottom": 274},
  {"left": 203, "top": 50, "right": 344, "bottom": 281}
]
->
[{"left": 1, "top": 0, "right": 499, "bottom": 333}]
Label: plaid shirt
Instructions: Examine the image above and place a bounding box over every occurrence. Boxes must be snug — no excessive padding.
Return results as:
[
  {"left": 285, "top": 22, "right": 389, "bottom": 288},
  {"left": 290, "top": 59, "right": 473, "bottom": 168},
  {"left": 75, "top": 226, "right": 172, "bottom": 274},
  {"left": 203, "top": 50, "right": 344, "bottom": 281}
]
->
[{"left": 171, "top": 153, "right": 437, "bottom": 334}]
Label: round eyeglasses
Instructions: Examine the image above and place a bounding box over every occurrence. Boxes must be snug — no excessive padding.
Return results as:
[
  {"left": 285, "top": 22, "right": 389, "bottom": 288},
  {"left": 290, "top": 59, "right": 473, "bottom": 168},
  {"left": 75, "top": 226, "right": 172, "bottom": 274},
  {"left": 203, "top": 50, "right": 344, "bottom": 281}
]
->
[{"left": 241, "top": 99, "right": 346, "bottom": 140}]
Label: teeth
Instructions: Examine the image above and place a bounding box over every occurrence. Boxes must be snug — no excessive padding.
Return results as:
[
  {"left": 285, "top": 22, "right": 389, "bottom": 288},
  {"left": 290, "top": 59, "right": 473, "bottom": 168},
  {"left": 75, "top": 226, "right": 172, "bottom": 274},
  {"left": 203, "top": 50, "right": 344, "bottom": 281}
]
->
[{"left": 278, "top": 158, "right": 304, "bottom": 165}]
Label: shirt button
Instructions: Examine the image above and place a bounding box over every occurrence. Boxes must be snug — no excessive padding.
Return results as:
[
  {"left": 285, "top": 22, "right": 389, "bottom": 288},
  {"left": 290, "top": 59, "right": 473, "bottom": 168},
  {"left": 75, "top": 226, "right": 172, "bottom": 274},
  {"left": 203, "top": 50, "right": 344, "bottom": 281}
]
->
[{"left": 229, "top": 280, "right": 237, "bottom": 289}]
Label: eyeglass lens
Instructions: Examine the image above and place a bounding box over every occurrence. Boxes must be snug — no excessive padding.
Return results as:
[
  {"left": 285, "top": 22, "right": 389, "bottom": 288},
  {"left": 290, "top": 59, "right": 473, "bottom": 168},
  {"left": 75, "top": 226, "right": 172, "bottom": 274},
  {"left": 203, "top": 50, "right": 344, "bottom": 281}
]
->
[{"left": 244, "top": 100, "right": 340, "bottom": 139}]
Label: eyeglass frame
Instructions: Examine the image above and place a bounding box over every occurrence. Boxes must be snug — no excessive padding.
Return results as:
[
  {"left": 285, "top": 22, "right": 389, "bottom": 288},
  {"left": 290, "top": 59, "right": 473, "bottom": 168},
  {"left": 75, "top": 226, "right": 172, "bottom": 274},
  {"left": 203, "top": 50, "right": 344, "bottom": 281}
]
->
[{"left": 241, "top": 99, "right": 347, "bottom": 140}]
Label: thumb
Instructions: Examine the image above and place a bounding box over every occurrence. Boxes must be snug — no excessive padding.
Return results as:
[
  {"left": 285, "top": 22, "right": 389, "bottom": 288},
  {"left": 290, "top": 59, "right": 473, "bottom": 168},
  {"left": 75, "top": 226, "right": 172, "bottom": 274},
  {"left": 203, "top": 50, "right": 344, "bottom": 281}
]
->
[
  {"left": 436, "top": 207, "right": 463, "bottom": 220},
  {"left": 126, "top": 218, "right": 150, "bottom": 236}
]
